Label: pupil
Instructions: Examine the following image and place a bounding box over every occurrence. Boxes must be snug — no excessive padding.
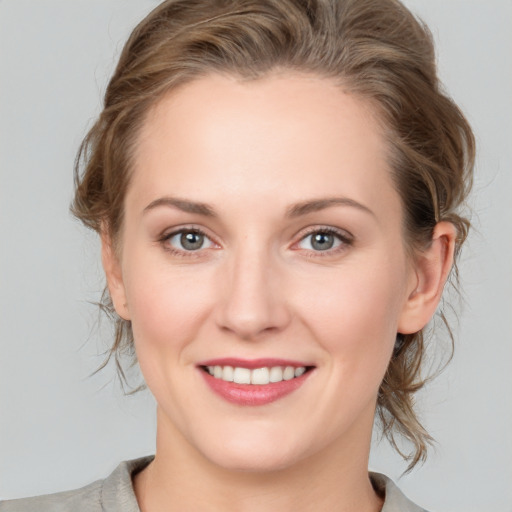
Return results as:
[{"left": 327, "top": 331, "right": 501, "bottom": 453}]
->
[
  {"left": 181, "top": 232, "right": 203, "bottom": 250},
  {"left": 312, "top": 233, "right": 334, "bottom": 251}
]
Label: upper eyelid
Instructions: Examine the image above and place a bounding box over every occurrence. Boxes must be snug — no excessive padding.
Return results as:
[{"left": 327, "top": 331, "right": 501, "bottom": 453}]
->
[
  {"left": 160, "top": 225, "right": 215, "bottom": 241},
  {"left": 295, "top": 225, "right": 354, "bottom": 242}
]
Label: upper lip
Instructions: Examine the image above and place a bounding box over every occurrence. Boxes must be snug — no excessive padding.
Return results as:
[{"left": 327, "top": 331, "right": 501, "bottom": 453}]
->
[{"left": 197, "top": 358, "right": 314, "bottom": 369}]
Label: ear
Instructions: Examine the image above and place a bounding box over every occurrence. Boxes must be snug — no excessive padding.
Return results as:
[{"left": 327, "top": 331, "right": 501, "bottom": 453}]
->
[
  {"left": 100, "top": 229, "right": 131, "bottom": 321},
  {"left": 398, "top": 222, "right": 456, "bottom": 334}
]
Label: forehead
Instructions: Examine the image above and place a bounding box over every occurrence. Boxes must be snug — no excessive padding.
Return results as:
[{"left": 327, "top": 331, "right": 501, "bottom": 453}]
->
[{"left": 130, "top": 73, "right": 399, "bottom": 221}]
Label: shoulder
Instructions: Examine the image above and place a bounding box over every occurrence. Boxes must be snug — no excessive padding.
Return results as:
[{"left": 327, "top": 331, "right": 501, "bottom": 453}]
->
[
  {"left": 370, "top": 472, "right": 429, "bottom": 512},
  {"left": 0, "top": 456, "right": 154, "bottom": 512},
  {"left": 0, "top": 480, "right": 103, "bottom": 512}
]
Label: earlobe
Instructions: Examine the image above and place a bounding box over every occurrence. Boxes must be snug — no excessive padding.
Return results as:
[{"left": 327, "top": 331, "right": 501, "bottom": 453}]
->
[
  {"left": 398, "top": 222, "right": 456, "bottom": 334},
  {"left": 100, "top": 230, "right": 131, "bottom": 321}
]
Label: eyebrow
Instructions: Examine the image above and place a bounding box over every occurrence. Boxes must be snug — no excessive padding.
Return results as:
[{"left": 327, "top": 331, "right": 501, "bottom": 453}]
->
[
  {"left": 286, "top": 197, "right": 375, "bottom": 218},
  {"left": 143, "top": 195, "right": 375, "bottom": 218},
  {"left": 143, "top": 197, "right": 217, "bottom": 217}
]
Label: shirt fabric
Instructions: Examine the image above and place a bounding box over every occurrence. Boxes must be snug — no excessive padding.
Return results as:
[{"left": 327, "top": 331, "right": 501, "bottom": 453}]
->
[{"left": 0, "top": 455, "right": 427, "bottom": 511}]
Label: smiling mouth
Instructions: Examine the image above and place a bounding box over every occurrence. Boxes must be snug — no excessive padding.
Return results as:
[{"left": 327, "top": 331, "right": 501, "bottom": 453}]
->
[
  {"left": 198, "top": 360, "right": 315, "bottom": 406},
  {"left": 201, "top": 365, "right": 314, "bottom": 385}
]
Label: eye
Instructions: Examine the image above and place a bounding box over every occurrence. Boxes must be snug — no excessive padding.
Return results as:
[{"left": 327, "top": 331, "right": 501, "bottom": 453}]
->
[
  {"left": 296, "top": 228, "right": 351, "bottom": 253},
  {"left": 164, "top": 229, "right": 215, "bottom": 252}
]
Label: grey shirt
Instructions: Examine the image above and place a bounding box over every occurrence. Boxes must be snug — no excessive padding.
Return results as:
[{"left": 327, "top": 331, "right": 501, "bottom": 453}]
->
[{"left": 0, "top": 456, "right": 427, "bottom": 511}]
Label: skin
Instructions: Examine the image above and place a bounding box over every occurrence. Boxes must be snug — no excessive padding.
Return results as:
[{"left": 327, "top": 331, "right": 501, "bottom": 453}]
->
[{"left": 102, "top": 73, "right": 455, "bottom": 511}]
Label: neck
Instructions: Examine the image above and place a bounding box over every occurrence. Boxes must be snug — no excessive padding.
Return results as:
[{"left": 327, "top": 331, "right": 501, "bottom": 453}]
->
[{"left": 134, "top": 407, "right": 382, "bottom": 512}]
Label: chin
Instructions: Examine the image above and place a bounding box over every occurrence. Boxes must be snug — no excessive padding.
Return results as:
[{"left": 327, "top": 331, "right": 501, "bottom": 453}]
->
[
  {"left": 196, "top": 430, "right": 307, "bottom": 474},
  {"left": 208, "top": 449, "right": 300, "bottom": 474}
]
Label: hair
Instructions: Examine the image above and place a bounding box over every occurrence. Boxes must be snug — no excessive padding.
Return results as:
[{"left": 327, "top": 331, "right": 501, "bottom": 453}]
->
[{"left": 72, "top": 0, "right": 475, "bottom": 470}]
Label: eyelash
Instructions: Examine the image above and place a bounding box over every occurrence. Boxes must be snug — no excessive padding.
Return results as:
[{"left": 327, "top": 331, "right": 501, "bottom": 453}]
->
[
  {"left": 158, "top": 227, "right": 217, "bottom": 258},
  {"left": 158, "top": 226, "right": 353, "bottom": 258},
  {"left": 294, "top": 226, "right": 353, "bottom": 257}
]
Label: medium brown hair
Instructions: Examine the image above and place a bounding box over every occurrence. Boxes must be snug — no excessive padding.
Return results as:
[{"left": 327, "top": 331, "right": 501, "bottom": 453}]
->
[{"left": 72, "top": 0, "right": 474, "bottom": 470}]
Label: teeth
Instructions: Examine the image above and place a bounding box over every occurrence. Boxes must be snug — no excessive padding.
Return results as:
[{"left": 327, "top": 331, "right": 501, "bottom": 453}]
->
[
  {"left": 233, "top": 367, "right": 251, "bottom": 384},
  {"left": 251, "top": 367, "right": 270, "bottom": 385},
  {"left": 283, "top": 366, "right": 295, "bottom": 380},
  {"left": 269, "top": 366, "right": 283, "bottom": 383},
  {"left": 222, "top": 365, "right": 234, "bottom": 382},
  {"left": 294, "top": 367, "right": 306, "bottom": 377},
  {"left": 206, "top": 365, "right": 307, "bottom": 385}
]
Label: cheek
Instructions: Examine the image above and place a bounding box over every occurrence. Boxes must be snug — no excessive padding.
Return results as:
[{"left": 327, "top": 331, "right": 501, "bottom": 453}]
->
[
  {"left": 294, "top": 256, "right": 407, "bottom": 374},
  {"left": 122, "top": 250, "right": 216, "bottom": 362}
]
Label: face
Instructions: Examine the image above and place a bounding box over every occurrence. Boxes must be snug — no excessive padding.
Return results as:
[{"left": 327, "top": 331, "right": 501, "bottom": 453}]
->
[{"left": 105, "top": 73, "right": 421, "bottom": 472}]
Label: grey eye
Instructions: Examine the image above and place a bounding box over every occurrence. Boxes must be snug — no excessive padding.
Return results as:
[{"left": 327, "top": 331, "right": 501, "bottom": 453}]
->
[
  {"left": 167, "top": 230, "right": 213, "bottom": 251},
  {"left": 310, "top": 232, "right": 335, "bottom": 251},
  {"left": 298, "top": 231, "right": 344, "bottom": 252},
  {"left": 180, "top": 231, "right": 204, "bottom": 250}
]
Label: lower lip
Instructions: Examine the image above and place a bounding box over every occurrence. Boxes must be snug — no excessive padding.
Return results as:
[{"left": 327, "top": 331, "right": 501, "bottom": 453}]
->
[{"left": 199, "top": 369, "right": 312, "bottom": 406}]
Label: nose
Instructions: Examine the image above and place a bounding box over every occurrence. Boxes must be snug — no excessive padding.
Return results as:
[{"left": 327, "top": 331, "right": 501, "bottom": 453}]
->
[{"left": 215, "top": 246, "right": 292, "bottom": 340}]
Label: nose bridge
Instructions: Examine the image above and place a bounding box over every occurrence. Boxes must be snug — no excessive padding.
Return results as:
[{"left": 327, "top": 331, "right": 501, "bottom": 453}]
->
[{"left": 216, "top": 239, "right": 290, "bottom": 339}]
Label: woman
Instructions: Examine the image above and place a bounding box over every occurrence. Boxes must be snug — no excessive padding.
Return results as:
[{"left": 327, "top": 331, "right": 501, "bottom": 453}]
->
[{"left": 0, "top": 0, "right": 475, "bottom": 510}]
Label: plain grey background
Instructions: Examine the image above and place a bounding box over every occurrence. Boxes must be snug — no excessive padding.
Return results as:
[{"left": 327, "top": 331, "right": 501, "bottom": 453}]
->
[{"left": 1, "top": 1, "right": 511, "bottom": 510}]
